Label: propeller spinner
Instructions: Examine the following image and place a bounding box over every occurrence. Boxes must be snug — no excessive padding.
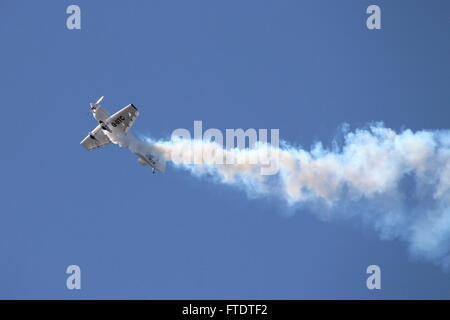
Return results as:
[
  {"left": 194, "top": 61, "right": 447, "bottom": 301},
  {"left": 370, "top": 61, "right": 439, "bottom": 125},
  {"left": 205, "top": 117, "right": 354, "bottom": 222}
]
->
[{"left": 90, "top": 96, "right": 104, "bottom": 111}]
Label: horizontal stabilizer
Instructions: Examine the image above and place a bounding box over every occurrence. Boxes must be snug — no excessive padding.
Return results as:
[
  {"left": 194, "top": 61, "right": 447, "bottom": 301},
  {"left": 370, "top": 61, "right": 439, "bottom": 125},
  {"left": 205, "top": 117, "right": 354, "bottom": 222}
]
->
[{"left": 135, "top": 152, "right": 166, "bottom": 173}]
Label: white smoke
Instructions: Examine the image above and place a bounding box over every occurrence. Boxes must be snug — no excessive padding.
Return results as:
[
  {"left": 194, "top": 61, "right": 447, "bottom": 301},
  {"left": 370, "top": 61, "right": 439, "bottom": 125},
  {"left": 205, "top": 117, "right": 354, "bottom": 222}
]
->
[{"left": 139, "top": 123, "right": 450, "bottom": 269}]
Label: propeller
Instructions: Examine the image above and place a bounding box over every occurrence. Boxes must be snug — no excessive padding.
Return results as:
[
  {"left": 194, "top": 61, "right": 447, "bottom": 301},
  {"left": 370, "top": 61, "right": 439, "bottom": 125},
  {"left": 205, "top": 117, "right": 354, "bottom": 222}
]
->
[{"left": 95, "top": 96, "right": 104, "bottom": 105}]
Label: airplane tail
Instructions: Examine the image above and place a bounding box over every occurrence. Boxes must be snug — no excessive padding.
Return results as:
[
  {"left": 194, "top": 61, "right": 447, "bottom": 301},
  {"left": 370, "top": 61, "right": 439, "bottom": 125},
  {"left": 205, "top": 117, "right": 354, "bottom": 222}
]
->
[
  {"left": 135, "top": 151, "right": 166, "bottom": 173},
  {"left": 153, "top": 153, "right": 166, "bottom": 173}
]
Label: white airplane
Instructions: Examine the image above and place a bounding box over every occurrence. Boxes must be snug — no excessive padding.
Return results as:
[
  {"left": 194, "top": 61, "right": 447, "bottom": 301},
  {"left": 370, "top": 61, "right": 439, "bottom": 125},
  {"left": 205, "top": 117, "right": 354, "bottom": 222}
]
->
[{"left": 80, "top": 96, "right": 165, "bottom": 173}]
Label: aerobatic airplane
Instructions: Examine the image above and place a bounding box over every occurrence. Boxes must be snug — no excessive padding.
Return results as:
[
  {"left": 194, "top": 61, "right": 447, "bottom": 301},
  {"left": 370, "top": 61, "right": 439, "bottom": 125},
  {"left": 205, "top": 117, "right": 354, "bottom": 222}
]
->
[{"left": 80, "top": 96, "right": 165, "bottom": 173}]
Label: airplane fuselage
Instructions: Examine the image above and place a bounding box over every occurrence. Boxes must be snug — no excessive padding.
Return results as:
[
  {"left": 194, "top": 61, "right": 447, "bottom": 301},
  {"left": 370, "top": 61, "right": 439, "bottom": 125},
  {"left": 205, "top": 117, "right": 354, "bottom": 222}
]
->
[
  {"left": 93, "top": 105, "right": 110, "bottom": 123},
  {"left": 92, "top": 105, "right": 128, "bottom": 140}
]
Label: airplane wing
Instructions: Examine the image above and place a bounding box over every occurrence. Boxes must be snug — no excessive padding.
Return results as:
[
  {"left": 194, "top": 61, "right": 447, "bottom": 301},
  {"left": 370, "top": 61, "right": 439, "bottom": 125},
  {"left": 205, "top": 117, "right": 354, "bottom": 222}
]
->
[
  {"left": 80, "top": 125, "right": 112, "bottom": 151},
  {"left": 107, "top": 104, "right": 139, "bottom": 133}
]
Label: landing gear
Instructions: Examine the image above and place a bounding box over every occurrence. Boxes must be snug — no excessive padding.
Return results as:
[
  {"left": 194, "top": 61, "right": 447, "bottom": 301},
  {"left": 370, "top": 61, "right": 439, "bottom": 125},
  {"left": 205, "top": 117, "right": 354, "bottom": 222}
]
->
[{"left": 99, "top": 120, "right": 112, "bottom": 133}]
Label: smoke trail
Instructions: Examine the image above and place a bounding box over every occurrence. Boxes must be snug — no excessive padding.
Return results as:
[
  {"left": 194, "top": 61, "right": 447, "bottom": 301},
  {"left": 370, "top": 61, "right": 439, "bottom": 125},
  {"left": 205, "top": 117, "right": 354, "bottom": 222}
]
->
[{"left": 143, "top": 123, "right": 450, "bottom": 269}]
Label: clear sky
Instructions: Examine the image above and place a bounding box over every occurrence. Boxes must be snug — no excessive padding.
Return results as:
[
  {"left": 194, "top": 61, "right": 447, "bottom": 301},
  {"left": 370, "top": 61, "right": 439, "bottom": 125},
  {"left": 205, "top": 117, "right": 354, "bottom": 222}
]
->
[{"left": 0, "top": 0, "right": 449, "bottom": 299}]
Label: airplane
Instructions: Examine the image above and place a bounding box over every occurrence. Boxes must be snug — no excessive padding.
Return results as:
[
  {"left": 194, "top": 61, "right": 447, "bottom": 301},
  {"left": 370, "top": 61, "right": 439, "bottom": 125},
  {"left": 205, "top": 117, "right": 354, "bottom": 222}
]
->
[{"left": 80, "top": 96, "right": 165, "bottom": 174}]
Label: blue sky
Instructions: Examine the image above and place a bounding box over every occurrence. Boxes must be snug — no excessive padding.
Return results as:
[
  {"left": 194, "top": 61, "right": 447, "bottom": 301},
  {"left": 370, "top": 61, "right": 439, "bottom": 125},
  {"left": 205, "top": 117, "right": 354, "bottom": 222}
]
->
[{"left": 0, "top": 0, "right": 449, "bottom": 299}]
